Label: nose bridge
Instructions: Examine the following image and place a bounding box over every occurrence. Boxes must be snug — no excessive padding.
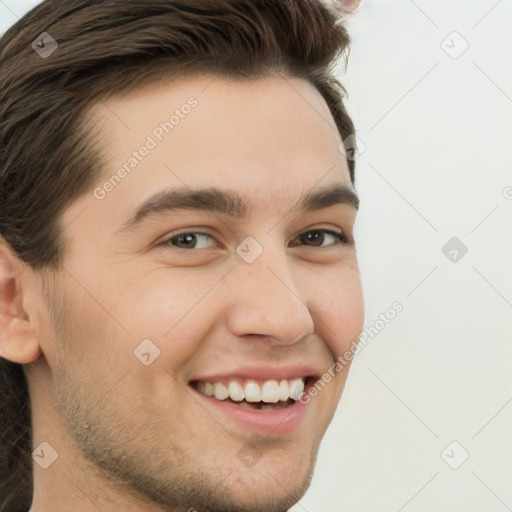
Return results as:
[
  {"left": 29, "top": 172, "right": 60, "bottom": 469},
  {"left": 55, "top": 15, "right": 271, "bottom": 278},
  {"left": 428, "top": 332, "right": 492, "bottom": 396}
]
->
[{"left": 225, "top": 242, "right": 315, "bottom": 344}]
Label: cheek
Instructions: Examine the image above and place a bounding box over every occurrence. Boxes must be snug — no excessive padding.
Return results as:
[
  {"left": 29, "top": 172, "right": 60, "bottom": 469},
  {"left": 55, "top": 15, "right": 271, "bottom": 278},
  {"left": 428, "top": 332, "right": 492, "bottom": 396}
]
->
[
  {"left": 54, "top": 276, "right": 126, "bottom": 362},
  {"left": 313, "top": 272, "right": 364, "bottom": 355},
  {"left": 125, "top": 271, "right": 225, "bottom": 369}
]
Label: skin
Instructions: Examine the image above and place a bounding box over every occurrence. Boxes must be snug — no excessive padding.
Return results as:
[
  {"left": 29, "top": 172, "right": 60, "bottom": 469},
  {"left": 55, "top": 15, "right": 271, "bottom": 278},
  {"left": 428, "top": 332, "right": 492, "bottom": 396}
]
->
[{"left": 0, "top": 74, "right": 364, "bottom": 512}]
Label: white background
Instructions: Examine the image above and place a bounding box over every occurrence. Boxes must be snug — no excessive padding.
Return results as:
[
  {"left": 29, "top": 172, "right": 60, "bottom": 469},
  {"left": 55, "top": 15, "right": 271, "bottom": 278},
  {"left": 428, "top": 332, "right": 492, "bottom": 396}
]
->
[{"left": 1, "top": 1, "right": 511, "bottom": 511}]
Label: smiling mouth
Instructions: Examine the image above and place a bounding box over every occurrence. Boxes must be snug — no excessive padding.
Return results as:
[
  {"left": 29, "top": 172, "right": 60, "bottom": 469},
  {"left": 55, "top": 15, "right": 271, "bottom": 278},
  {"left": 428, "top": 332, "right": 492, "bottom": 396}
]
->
[{"left": 190, "top": 377, "right": 315, "bottom": 411}]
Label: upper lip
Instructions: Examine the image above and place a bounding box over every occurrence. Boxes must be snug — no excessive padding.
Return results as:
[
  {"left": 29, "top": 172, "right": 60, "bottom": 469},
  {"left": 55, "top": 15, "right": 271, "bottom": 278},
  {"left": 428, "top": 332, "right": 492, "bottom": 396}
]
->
[{"left": 189, "top": 364, "right": 322, "bottom": 383}]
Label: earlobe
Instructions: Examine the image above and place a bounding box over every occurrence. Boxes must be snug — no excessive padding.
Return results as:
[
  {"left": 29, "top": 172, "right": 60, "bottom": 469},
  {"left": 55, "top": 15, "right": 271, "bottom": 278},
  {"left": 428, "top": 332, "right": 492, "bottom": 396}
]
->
[
  {"left": 0, "top": 239, "right": 42, "bottom": 364},
  {"left": 0, "top": 316, "right": 41, "bottom": 363}
]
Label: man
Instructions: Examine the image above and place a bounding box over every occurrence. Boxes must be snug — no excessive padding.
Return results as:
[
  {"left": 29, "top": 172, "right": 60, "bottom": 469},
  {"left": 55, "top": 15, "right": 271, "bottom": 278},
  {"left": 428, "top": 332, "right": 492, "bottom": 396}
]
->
[{"left": 0, "top": 1, "right": 364, "bottom": 511}]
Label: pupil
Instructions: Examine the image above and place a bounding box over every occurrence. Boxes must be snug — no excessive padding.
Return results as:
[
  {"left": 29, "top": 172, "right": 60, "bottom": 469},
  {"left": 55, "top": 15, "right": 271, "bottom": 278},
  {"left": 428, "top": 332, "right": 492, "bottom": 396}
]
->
[
  {"left": 303, "top": 231, "right": 323, "bottom": 246},
  {"left": 176, "top": 234, "right": 196, "bottom": 248}
]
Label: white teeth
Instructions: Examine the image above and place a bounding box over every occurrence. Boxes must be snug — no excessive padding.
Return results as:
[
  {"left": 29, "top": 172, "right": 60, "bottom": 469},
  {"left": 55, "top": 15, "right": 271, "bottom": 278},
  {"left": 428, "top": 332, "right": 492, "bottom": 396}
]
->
[
  {"left": 228, "top": 381, "right": 244, "bottom": 402},
  {"left": 289, "top": 378, "right": 305, "bottom": 400},
  {"left": 196, "top": 377, "right": 306, "bottom": 403},
  {"left": 213, "top": 382, "right": 229, "bottom": 400},
  {"left": 278, "top": 379, "right": 289, "bottom": 401},
  {"left": 261, "top": 380, "right": 280, "bottom": 403},
  {"left": 204, "top": 382, "right": 214, "bottom": 397},
  {"left": 244, "top": 381, "right": 262, "bottom": 402}
]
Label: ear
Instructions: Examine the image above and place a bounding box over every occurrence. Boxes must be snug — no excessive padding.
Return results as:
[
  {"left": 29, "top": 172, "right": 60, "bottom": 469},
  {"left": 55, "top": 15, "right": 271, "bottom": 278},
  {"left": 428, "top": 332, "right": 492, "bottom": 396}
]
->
[{"left": 0, "top": 237, "right": 41, "bottom": 364}]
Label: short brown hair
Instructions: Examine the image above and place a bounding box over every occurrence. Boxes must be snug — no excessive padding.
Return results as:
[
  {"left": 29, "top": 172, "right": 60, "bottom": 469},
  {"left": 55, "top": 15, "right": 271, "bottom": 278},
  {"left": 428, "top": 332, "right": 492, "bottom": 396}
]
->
[{"left": 0, "top": 0, "right": 356, "bottom": 508}]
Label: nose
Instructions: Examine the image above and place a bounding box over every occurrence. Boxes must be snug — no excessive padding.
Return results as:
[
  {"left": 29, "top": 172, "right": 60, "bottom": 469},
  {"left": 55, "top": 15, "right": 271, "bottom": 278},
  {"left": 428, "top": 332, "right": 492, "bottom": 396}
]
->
[{"left": 225, "top": 248, "right": 315, "bottom": 346}]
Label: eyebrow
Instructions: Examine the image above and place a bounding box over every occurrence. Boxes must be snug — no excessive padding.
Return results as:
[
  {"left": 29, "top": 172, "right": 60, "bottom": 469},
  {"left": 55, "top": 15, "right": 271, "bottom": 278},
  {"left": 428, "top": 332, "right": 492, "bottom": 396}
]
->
[{"left": 120, "top": 183, "right": 359, "bottom": 232}]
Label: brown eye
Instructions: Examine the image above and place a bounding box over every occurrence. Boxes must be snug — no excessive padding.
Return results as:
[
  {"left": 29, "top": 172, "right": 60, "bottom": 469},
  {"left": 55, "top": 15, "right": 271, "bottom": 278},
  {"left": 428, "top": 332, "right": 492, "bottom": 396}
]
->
[
  {"left": 161, "top": 232, "right": 217, "bottom": 250},
  {"left": 291, "top": 229, "right": 348, "bottom": 248}
]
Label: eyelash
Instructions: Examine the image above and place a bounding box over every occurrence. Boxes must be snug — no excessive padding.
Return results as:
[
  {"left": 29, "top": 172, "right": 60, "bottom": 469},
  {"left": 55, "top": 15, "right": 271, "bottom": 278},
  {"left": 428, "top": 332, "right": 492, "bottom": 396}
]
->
[{"left": 158, "top": 228, "right": 350, "bottom": 251}]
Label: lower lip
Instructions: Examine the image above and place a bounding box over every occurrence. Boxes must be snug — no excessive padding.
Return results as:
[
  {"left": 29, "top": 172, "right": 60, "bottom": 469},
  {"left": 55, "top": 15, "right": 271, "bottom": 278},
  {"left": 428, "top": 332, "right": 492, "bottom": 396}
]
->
[{"left": 191, "top": 387, "right": 312, "bottom": 436}]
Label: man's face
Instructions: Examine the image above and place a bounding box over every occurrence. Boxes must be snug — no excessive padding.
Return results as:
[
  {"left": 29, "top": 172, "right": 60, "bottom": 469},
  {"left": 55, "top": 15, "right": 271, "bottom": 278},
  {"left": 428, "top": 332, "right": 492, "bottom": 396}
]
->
[{"left": 32, "top": 75, "right": 364, "bottom": 511}]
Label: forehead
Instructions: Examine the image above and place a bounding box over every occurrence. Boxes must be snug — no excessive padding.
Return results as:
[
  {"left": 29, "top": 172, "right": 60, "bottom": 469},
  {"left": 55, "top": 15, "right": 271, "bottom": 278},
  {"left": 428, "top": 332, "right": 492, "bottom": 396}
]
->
[{"left": 74, "top": 75, "right": 353, "bottom": 228}]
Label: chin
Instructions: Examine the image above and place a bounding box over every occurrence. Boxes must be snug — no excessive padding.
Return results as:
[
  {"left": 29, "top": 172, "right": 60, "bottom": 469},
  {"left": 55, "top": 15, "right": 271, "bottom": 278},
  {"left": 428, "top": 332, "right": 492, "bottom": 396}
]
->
[{"left": 206, "top": 442, "right": 319, "bottom": 512}]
